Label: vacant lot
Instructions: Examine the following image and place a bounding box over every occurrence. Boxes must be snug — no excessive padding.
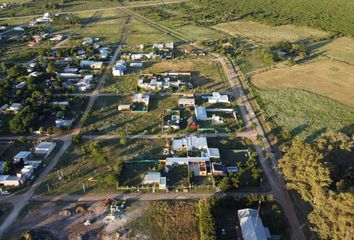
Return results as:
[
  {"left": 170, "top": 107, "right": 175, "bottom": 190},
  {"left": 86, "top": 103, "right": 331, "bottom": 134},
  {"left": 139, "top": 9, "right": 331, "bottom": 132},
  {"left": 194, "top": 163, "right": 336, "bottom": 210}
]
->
[
  {"left": 126, "top": 18, "right": 178, "bottom": 46},
  {"left": 311, "top": 37, "right": 354, "bottom": 65},
  {"left": 213, "top": 21, "right": 328, "bottom": 45},
  {"left": 252, "top": 59, "right": 354, "bottom": 107},
  {"left": 254, "top": 88, "right": 354, "bottom": 140},
  {"left": 37, "top": 138, "right": 164, "bottom": 195},
  {"left": 143, "top": 60, "right": 228, "bottom": 92},
  {"left": 128, "top": 201, "right": 199, "bottom": 240},
  {"left": 82, "top": 95, "right": 178, "bottom": 135}
]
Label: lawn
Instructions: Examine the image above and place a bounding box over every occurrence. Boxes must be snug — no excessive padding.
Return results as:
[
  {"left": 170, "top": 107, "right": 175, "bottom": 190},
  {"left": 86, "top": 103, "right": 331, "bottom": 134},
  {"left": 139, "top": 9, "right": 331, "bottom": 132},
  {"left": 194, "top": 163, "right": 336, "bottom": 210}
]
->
[
  {"left": 119, "top": 162, "right": 158, "bottom": 186},
  {"left": 101, "top": 73, "right": 139, "bottom": 93},
  {"left": 82, "top": 95, "right": 179, "bottom": 135},
  {"left": 126, "top": 18, "right": 178, "bottom": 46},
  {"left": 128, "top": 200, "right": 200, "bottom": 240},
  {"left": 142, "top": 60, "right": 229, "bottom": 92},
  {"left": 213, "top": 20, "right": 328, "bottom": 45},
  {"left": 36, "top": 138, "right": 164, "bottom": 195},
  {"left": 310, "top": 36, "right": 354, "bottom": 65},
  {"left": 252, "top": 59, "right": 354, "bottom": 108},
  {"left": 253, "top": 88, "right": 354, "bottom": 140}
]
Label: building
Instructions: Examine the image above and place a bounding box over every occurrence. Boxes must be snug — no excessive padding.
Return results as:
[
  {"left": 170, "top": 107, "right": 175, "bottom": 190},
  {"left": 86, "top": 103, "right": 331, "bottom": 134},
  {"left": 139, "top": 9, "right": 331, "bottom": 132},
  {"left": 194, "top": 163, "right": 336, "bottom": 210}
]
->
[
  {"left": 112, "top": 60, "right": 126, "bottom": 76},
  {"left": 178, "top": 98, "right": 195, "bottom": 108},
  {"left": 207, "top": 92, "right": 229, "bottom": 103},
  {"left": 80, "top": 61, "right": 103, "bottom": 69},
  {"left": 0, "top": 104, "right": 9, "bottom": 115},
  {"left": 129, "top": 62, "right": 143, "bottom": 68},
  {"left": 34, "top": 142, "right": 56, "bottom": 158},
  {"left": 55, "top": 119, "right": 74, "bottom": 128},
  {"left": 211, "top": 162, "right": 225, "bottom": 176},
  {"left": 132, "top": 94, "right": 150, "bottom": 112},
  {"left": 0, "top": 175, "right": 20, "bottom": 187},
  {"left": 13, "top": 151, "right": 32, "bottom": 163},
  {"left": 207, "top": 148, "right": 220, "bottom": 158},
  {"left": 138, "top": 73, "right": 192, "bottom": 91},
  {"left": 9, "top": 103, "right": 23, "bottom": 112},
  {"left": 195, "top": 107, "right": 208, "bottom": 121},
  {"left": 143, "top": 172, "right": 166, "bottom": 190},
  {"left": 238, "top": 208, "right": 271, "bottom": 240},
  {"left": 163, "top": 110, "right": 180, "bottom": 130},
  {"left": 165, "top": 157, "right": 209, "bottom": 176},
  {"left": 118, "top": 104, "right": 131, "bottom": 111},
  {"left": 172, "top": 136, "right": 208, "bottom": 151}
]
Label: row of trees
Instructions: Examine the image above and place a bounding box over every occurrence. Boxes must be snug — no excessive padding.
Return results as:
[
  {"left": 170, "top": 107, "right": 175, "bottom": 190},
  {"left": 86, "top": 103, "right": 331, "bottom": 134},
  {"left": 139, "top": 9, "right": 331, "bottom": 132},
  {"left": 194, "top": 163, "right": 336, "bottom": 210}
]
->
[{"left": 279, "top": 132, "right": 354, "bottom": 239}]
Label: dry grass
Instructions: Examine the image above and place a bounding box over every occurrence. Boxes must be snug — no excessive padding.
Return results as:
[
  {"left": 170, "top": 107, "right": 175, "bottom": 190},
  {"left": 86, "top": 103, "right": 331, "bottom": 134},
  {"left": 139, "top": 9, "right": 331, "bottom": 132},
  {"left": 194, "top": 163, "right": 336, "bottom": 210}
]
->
[
  {"left": 314, "top": 37, "right": 354, "bottom": 65},
  {"left": 252, "top": 59, "right": 354, "bottom": 107},
  {"left": 213, "top": 21, "right": 328, "bottom": 45}
]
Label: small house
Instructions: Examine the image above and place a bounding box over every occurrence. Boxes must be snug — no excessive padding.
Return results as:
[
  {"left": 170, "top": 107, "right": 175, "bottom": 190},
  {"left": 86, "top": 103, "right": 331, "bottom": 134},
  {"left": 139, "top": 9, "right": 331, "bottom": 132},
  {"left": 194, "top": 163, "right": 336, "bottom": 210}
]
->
[
  {"left": 143, "top": 172, "right": 161, "bottom": 184},
  {"left": 34, "top": 142, "right": 56, "bottom": 158},
  {"left": 207, "top": 92, "right": 229, "bottom": 104},
  {"left": 9, "top": 103, "right": 23, "bottom": 112},
  {"left": 178, "top": 98, "right": 195, "bottom": 108},
  {"left": 13, "top": 151, "right": 32, "bottom": 163},
  {"left": 211, "top": 162, "right": 225, "bottom": 176}
]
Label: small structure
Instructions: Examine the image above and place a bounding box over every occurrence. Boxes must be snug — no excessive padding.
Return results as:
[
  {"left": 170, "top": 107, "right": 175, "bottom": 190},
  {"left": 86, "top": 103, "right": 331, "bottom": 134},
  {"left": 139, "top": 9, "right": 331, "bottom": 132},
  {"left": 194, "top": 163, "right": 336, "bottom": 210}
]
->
[
  {"left": 13, "top": 151, "right": 32, "bottom": 163},
  {"left": 118, "top": 104, "right": 131, "bottom": 111},
  {"left": 80, "top": 61, "right": 103, "bottom": 69},
  {"left": 206, "top": 92, "right": 229, "bottom": 104},
  {"left": 163, "top": 110, "right": 180, "bottom": 130},
  {"left": 238, "top": 208, "right": 271, "bottom": 240},
  {"left": 9, "top": 103, "right": 23, "bottom": 112},
  {"left": 132, "top": 94, "right": 150, "bottom": 112},
  {"left": 112, "top": 60, "right": 126, "bottom": 76},
  {"left": 129, "top": 62, "right": 143, "bottom": 68},
  {"left": 211, "top": 162, "right": 225, "bottom": 176},
  {"left": 34, "top": 142, "right": 56, "bottom": 158},
  {"left": 143, "top": 172, "right": 166, "bottom": 190},
  {"left": 0, "top": 175, "right": 20, "bottom": 187},
  {"left": 207, "top": 148, "right": 220, "bottom": 158},
  {"left": 55, "top": 119, "right": 74, "bottom": 128},
  {"left": 178, "top": 98, "right": 195, "bottom": 108}
]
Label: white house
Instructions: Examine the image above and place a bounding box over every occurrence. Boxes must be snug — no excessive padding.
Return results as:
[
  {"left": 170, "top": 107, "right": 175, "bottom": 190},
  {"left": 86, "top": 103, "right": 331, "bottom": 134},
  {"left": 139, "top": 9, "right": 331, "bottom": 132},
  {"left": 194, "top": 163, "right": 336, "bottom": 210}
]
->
[
  {"left": 9, "top": 103, "right": 23, "bottom": 112},
  {"left": 80, "top": 61, "right": 103, "bottom": 69},
  {"left": 195, "top": 106, "right": 208, "bottom": 121},
  {"left": 34, "top": 142, "right": 56, "bottom": 158},
  {"left": 55, "top": 119, "right": 74, "bottom": 128},
  {"left": 207, "top": 92, "right": 229, "bottom": 103},
  {"left": 112, "top": 60, "right": 126, "bottom": 76},
  {"left": 13, "top": 151, "right": 32, "bottom": 163},
  {"left": 143, "top": 172, "right": 166, "bottom": 190},
  {"left": 238, "top": 208, "right": 271, "bottom": 240},
  {"left": 0, "top": 175, "right": 20, "bottom": 187},
  {"left": 172, "top": 136, "right": 208, "bottom": 151}
]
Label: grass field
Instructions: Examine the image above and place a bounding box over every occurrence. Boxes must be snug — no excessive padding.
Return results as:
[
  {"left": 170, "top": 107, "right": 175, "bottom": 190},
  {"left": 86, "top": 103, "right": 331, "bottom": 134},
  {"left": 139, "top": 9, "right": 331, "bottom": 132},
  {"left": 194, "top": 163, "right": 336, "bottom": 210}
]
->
[
  {"left": 311, "top": 37, "right": 354, "bottom": 65},
  {"left": 142, "top": 60, "right": 228, "bottom": 92},
  {"left": 128, "top": 201, "right": 199, "bottom": 240},
  {"left": 37, "top": 138, "right": 164, "bottom": 195},
  {"left": 126, "top": 18, "right": 178, "bottom": 46},
  {"left": 82, "top": 95, "right": 178, "bottom": 135},
  {"left": 252, "top": 59, "right": 354, "bottom": 107},
  {"left": 213, "top": 21, "right": 328, "bottom": 45},
  {"left": 253, "top": 88, "right": 354, "bottom": 140}
]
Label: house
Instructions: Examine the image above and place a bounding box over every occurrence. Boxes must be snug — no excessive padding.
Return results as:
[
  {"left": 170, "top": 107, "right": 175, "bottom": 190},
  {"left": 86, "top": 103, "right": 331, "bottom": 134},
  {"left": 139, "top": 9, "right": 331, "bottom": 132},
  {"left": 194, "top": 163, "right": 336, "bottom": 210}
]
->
[
  {"left": 129, "top": 62, "right": 143, "bottom": 68},
  {"left": 165, "top": 157, "right": 209, "bottom": 176},
  {"left": 178, "top": 98, "right": 195, "bottom": 108},
  {"left": 82, "top": 37, "right": 94, "bottom": 45},
  {"left": 13, "top": 151, "right": 32, "bottom": 163},
  {"left": 207, "top": 92, "right": 229, "bottom": 103},
  {"left": 9, "top": 103, "right": 23, "bottom": 112},
  {"left": 238, "top": 208, "right": 271, "bottom": 240},
  {"left": 195, "top": 107, "right": 208, "bottom": 121},
  {"left": 112, "top": 60, "right": 126, "bottom": 76},
  {"left": 132, "top": 94, "right": 150, "bottom": 112},
  {"left": 15, "top": 82, "right": 26, "bottom": 89},
  {"left": 118, "top": 104, "right": 131, "bottom": 111},
  {"left": 0, "top": 104, "right": 9, "bottom": 115},
  {"left": 187, "top": 116, "right": 198, "bottom": 130},
  {"left": 0, "top": 175, "right": 20, "bottom": 187},
  {"left": 143, "top": 172, "right": 161, "bottom": 184},
  {"left": 55, "top": 119, "right": 74, "bottom": 128},
  {"left": 153, "top": 42, "right": 174, "bottom": 50},
  {"left": 99, "top": 47, "right": 110, "bottom": 59},
  {"left": 64, "top": 66, "right": 79, "bottom": 73},
  {"left": 172, "top": 136, "right": 208, "bottom": 151},
  {"left": 34, "top": 142, "right": 56, "bottom": 158},
  {"left": 20, "top": 165, "right": 34, "bottom": 182},
  {"left": 77, "top": 74, "right": 93, "bottom": 91},
  {"left": 211, "top": 162, "right": 225, "bottom": 176},
  {"left": 138, "top": 73, "right": 192, "bottom": 91},
  {"left": 35, "top": 12, "right": 52, "bottom": 24},
  {"left": 207, "top": 148, "right": 220, "bottom": 158},
  {"left": 188, "top": 161, "right": 208, "bottom": 176},
  {"left": 163, "top": 110, "right": 180, "bottom": 130},
  {"left": 80, "top": 61, "right": 103, "bottom": 69}
]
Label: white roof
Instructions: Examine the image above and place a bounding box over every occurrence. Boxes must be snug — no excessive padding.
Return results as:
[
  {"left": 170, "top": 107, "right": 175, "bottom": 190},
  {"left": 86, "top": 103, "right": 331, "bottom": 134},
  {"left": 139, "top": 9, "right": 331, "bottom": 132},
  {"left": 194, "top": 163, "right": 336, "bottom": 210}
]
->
[
  {"left": 143, "top": 172, "right": 161, "bottom": 184},
  {"left": 195, "top": 107, "right": 208, "bottom": 120},
  {"left": 14, "top": 151, "right": 31, "bottom": 159},
  {"left": 35, "top": 142, "right": 55, "bottom": 150},
  {"left": 208, "top": 92, "right": 229, "bottom": 103},
  {"left": 172, "top": 136, "right": 208, "bottom": 151},
  {"left": 238, "top": 208, "right": 270, "bottom": 240},
  {"left": 178, "top": 98, "right": 195, "bottom": 105},
  {"left": 166, "top": 157, "right": 210, "bottom": 166},
  {"left": 207, "top": 148, "right": 220, "bottom": 158}
]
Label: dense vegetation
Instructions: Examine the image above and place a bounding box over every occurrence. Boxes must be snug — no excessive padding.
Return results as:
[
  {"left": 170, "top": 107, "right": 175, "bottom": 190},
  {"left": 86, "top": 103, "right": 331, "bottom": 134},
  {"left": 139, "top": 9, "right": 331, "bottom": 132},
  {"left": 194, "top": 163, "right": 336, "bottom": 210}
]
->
[
  {"left": 135, "top": 0, "right": 354, "bottom": 36},
  {"left": 279, "top": 132, "right": 354, "bottom": 239}
]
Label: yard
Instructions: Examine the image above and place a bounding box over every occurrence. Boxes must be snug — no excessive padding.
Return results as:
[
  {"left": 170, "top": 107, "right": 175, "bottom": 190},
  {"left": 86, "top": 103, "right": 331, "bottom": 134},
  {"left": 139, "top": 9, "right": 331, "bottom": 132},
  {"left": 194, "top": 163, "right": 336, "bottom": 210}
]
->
[
  {"left": 82, "top": 95, "right": 179, "bottom": 135},
  {"left": 252, "top": 59, "right": 354, "bottom": 108},
  {"left": 142, "top": 60, "right": 229, "bottom": 92},
  {"left": 36, "top": 138, "right": 164, "bottom": 195},
  {"left": 213, "top": 20, "right": 328, "bottom": 45}
]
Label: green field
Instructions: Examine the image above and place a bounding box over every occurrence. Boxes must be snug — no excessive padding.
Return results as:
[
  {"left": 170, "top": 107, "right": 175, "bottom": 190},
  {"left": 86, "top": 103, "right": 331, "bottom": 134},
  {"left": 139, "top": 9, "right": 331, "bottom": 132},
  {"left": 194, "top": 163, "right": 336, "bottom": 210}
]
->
[
  {"left": 253, "top": 88, "right": 354, "bottom": 140},
  {"left": 213, "top": 21, "right": 328, "bottom": 45},
  {"left": 82, "top": 95, "right": 178, "bottom": 135},
  {"left": 126, "top": 18, "right": 178, "bottom": 46},
  {"left": 37, "top": 138, "right": 164, "bottom": 195}
]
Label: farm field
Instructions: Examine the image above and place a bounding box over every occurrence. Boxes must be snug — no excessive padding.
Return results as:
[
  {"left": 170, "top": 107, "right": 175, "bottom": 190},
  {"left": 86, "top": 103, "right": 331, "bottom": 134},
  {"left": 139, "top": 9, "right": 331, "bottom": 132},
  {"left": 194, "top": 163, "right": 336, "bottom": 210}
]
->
[
  {"left": 126, "top": 18, "right": 178, "bottom": 46},
  {"left": 142, "top": 60, "right": 228, "bottom": 92},
  {"left": 253, "top": 88, "right": 354, "bottom": 140},
  {"left": 36, "top": 138, "right": 164, "bottom": 195},
  {"left": 213, "top": 21, "right": 328, "bottom": 45},
  {"left": 311, "top": 37, "right": 354, "bottom": 65},
  {"left": 252, "top": 59, "right": 354, "bottom": 108}
]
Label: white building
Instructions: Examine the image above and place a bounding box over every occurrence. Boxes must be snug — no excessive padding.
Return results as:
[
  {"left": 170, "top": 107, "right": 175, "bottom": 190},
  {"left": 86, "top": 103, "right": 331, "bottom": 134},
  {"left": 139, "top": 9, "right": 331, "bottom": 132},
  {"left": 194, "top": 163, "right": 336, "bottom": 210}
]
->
[
  {"left": 207, "top": 92, "right": 229, "bottom": 103},
  {"left": 34, "top": 142, "right": 56, "bottom": 158},
  {"left": 80, "top": 61, "right": 103, "bottom": 69},
  {"left": 9, "top": 103, "right": 23, "bottom": 112},
  {"left": 238, "top": 208, "right": 271, "bottom": 240},
  {"left": 13, "top": 151, "right": 32, "bottom": 163},
  {"left": 112, "top": 60, "right": 126, "bottom": 76},
  {"left": 172, "top": 136, "right": 208, "bottom": 151}
]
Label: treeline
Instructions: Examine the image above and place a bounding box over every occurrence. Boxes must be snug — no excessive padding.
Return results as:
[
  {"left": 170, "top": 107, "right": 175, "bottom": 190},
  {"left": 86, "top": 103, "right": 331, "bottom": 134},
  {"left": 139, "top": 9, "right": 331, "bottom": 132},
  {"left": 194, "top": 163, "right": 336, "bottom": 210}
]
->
[
  {"left": 279, "top": 132, "right": 354, "bottom": 239},
  {"left": 136, "top": 0, "right": 354, "bottom": 36}
]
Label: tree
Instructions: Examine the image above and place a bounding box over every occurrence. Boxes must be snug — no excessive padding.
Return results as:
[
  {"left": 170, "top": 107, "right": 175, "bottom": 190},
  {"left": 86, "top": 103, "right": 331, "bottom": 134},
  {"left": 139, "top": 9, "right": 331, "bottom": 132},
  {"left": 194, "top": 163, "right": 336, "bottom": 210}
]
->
[
  {"left": 46, "top": 63, "right": 56, "bottom": 73},
  {"left": 72, "top": 134, "right": 82, "bottom": 145},
  {"left": 119, "top": 134, "right": 127, "bottom": 145},
  {"left": 198, "top": 199, "right": 216, "bottom": 240}
]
